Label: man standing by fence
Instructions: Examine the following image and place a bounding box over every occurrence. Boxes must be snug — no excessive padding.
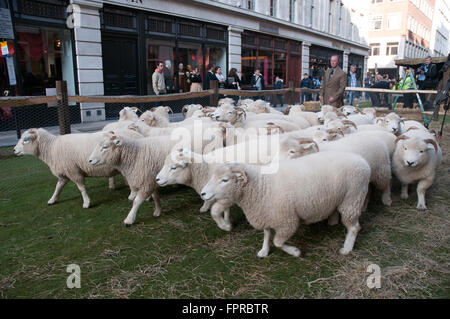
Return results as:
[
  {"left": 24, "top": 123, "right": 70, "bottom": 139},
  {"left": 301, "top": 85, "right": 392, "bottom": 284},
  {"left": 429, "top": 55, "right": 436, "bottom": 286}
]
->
[
  {"left": 319, "top": 55, "right": 347, "bottom": 108},
  {"left": 300, "top": 73, "right": 312, "bottom": 104},
  {"left": 152, "top": 62, "right": 166, "bottom": 96},
  {"left": 251, "top": 69, "right": 265, "bottom": 100},
  {"left": 346, "top": 64, "right": 361, "bottom": 106}
]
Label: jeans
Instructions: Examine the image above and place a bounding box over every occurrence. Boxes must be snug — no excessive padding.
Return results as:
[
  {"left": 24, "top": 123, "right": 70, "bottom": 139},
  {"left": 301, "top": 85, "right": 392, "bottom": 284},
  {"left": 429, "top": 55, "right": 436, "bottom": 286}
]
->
[
  {"left": 301, "top": 92, "right": 311, "bottom": 103},
  {"left": 346, "top": 91, "right": 356, "bottom": 105}
]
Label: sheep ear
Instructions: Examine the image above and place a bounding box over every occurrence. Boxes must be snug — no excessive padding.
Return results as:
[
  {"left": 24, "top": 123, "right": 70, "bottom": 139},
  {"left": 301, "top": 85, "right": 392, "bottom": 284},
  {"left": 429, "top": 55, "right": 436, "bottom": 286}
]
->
[
  {"left": 131, "top": 107, "right": 138, "bottom": 113},
  {"left": 394, "top": 135, "right": 409, "bottom": 144},
  {"left": 375, "top": 117, "right": 384, "bottom": 124},
  {"left": 111, "top": 135, "right": 122, "bottom": 147},
  {"left": 232, "top": 169, "right": 248, "bottom": 185},
  {"left": 302, "top": 143, "right": 318, "bottom": 152},
  {"left": 424, "top": 139, "right": 438, "bottom": 152}
]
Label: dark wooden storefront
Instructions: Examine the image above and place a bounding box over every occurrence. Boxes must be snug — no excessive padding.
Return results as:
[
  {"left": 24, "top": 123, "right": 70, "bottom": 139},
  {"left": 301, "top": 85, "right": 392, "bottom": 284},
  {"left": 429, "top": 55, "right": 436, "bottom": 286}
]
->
[{"left": 1, "top": 0, "right": 81, "bottom": 133}]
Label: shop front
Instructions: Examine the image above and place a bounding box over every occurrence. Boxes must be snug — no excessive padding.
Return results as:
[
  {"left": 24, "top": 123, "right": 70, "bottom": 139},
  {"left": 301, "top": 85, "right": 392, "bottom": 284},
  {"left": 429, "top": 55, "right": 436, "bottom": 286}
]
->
[
  {"left": 241, "top": 31, "right": 302, "bottom": 88},
  {"left": 309, "top": 45, "right": 343, "bottom": 82},
  {"left": 1, "top": 0, "right": 79, "bottom": 132},
  {"left": 101, "top": 5, "right": 228, "bottom": 99}
]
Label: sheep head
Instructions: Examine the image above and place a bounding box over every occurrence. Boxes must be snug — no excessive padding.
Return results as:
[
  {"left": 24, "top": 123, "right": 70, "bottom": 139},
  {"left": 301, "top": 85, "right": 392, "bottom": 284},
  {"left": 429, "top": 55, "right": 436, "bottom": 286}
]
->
[
  {"left": 88, "top": 132, "right": 123, "bottom": 167},
  {"left": 156, "top": 148, "right": 201, "bottom": 187},
  {"left": 14, "top": 128, "right": 41, "bottom": 156},
  {"left": 119, "top": 107, "right": 139, "bottom": 122},
  {"left": 280, "top": 137, "right": 319, "bottom": 160},
  {"left": 313, "top": 128, "right": 344, "bottom": 144},
  {"left": 395, "top": 135, "right": 438, "bottom": 168},
  {"left": 201, "top": 164, "right": 247, "bottom": 202}
]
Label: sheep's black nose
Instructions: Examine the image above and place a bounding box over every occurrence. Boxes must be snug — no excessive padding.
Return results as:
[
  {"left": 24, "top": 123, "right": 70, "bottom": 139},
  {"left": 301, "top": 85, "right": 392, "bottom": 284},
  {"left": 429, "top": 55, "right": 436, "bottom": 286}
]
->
[
  {"left": 407, "top": 161, "right": 414, "bottom": 166},
  {"left": 89, "top": 159, "right": 93, "bottom": 163},
  {"left": 156, "top": 178, "right": 160, "bottom": 182},
  {"left": 201, "top": 192, "right": 206, "bottom": 197}
]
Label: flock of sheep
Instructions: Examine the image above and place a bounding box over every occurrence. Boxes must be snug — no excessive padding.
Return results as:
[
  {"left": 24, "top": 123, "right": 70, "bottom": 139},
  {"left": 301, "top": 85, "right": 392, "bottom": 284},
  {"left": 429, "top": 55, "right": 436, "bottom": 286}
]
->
[{"left": 13, "top": 97, "right": 443, "bottom": 258}]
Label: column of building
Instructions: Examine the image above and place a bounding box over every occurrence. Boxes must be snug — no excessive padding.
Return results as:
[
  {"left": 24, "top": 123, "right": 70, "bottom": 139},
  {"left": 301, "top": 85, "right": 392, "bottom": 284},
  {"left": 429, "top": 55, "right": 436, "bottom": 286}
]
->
[
  {"left": 228, "top": 26, "right": 243, "bottom": 74},
  {"left": 301, "top": 42, "right": 311, "bottom": 76},
  {"left": 73, "top": 0, "right": 105, "bottom": 122}
]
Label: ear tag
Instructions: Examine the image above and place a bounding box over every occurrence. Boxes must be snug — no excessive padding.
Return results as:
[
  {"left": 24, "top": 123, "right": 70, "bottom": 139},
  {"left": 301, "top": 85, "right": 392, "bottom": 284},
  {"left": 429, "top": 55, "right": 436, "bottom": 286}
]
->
[
  {"left": 182, "top": 162, "right": 187, "bottom": 168},
  {"left": 116, "top": 141, "right": 121, "bottom": 146},
  {"left": 24, "top": 137, "right": 30, "bottom": 142}
]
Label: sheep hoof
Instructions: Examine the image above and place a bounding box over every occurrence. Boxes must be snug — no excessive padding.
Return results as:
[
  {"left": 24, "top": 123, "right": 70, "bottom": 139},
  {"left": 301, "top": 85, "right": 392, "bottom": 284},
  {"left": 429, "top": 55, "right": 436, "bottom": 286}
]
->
[
  {"left": 220, "top": 223, "right": 232, "bottom": 232},
  {"left": 382, "top": 198, "right": 392, "bottom": 207},
  {"left": 153, "top": 209, "right": 161, "bottom": 217},
  {"left": 400, "top": 193, "right": 409, "bottom": 200},
  {"left": 257, "top": 250, "right": 269, "bottom": 258},
  {"left": 199, "top": 205, "right": 209, "bottom": 213},
  {"left": 339, "top": 248, "right": 351, "bottom": 255},
  {"left": 47, "top": 200, "right": 56, "bottom": 205},
  {"left": 416, "top": 203, "right": 427, "bottom": 210},
  {"left": 82, "top": 203, "right": 90, "bottom": 209},
  {"left": 123, "top": 221, "right": 132, "bottom": 227}
]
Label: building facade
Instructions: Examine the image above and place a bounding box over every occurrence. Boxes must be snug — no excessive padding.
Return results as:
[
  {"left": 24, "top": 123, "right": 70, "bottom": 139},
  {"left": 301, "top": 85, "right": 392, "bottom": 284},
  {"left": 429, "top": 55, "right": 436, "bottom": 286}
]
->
[
  {"left": 366, "top": 0, "right": 448, "bottom": 78},
  {"left": 1, "top": 0, "right": 369, "bottom": 122}
]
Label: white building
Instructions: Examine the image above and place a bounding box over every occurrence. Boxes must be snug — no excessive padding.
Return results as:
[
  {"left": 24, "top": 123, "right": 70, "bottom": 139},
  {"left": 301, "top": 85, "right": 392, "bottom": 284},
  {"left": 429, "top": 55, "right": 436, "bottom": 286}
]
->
[{"left": 430, "top": 0, "right": 450, "bottom": 57}]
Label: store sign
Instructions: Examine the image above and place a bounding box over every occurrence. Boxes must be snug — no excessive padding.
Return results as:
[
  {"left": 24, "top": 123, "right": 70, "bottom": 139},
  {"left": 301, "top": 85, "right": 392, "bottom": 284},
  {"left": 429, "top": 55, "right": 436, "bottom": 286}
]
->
[
  {"left": 0, "top": 8, "right": 14, "bottom": 39},
  {"left": 260, "top": 22, "right": 279, "bottom": 35}
]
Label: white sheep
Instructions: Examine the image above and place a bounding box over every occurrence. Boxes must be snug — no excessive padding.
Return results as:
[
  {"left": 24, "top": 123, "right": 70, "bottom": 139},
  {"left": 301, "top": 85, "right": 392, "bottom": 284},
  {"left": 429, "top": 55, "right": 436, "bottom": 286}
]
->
[
  {"left": 392, "top": 131, "right": 442, "bottom": 210},
  {"left": 13, "top": 128, "right": 131, "bottom": 208},
  {"left": 119, "top": 106, "right": 140, "bottom": 122},
  {"left": 181, "top": 104, "right": 203, "bottom": 118},
  {"left": 156, "top": 150, "right": 233, "bottom": 231},
  {"left": 200, "top": 152, "right": 371, "bottom": 257}
]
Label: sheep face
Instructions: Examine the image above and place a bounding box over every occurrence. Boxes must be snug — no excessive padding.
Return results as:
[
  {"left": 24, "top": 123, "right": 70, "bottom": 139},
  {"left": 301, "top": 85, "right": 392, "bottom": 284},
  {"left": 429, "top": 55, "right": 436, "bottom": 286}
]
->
[
  {"left": 395, "top": 136, "right": 438, "bottom": 168},
  {"left": 151, "top": 106, "right": 173, "bottom": 119},
  {"left": 377, "top": 113, "right": 403, "bottom": 134},
  {"left": 212, "top": 105, "right": 245, "bottom": 124},
  {"left": 88, "top": 133, "right": 122, "bottom": 167},
  {"left": 279, "top": 137, "right": 319, "bottom": 160},
  {"left": 119, "top": 107, "right": 139, "bottom": 122},
  {"left": 342, "top": 105, "right": 358, "bottom": 116},
  {"left": 14, "top": 129, "right": 40, "bottom": 156},
  {"left": 139, "top": 111, "right": 158, "bottom": 126},
  {"left": 156, "top": 150, "right": 193, "bottom": 187},
  {"left": 313, "top": 129, "right": 344, "bottom": 144},
  {"left": 201, "top": 165, "right": 247, "bottom": 202}
]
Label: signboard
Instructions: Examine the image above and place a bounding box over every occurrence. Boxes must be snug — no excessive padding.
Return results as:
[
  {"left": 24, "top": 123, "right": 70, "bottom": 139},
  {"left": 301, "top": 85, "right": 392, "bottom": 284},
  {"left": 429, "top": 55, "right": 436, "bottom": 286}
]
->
[
  {"left": 6, "top": 56, "right": 16, "bottom": 86},
  {"left": 0, "top": 8, "right": 14, "bottom": 39}
]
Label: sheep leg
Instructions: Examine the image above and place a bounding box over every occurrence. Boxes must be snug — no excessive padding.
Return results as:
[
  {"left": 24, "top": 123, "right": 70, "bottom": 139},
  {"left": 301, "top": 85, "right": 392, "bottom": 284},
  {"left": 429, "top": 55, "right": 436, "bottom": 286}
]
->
[
  {"left": 200, "top": 199, "right": 214, "bottom": 213},
  {"left": 128, "top": 190, "right": 137, "bottom": 201},
  {"left": 327, "top": 210, "right": 340, "bottom": 226},
  {"left": 381, "top": 180, "right": 392, "bottom": 207},
  {"left": 72, "top": 177, "right": 90, "bottom": 209},
  {"left": 273, "top": 230, "right": 301, "bottom": 257},
  {"left": 48, "top": 177, "right": 68, "bottom": 205},
  {"left": 223, "top": 208, "right": 231, "bottom": 225},
  {"left": 151, "top": 190, "right": 162, "bottom": 217},
  {"left": 210, "top": 204, "right": 231, "bottom": 232},
  {"left": 362, "top": 186, "right": 371, "bottom": 212},
  {"left": 108, "top": 177, "right": 115, "bottom": 190},
  {"left": 401, "top": 184, "right": 409, "bottom": 199},
  {"left": 123, "top": 193, "right": 145, "bottom": 226},
  {"left": 339, "top": 218, "right": 361, "bottom": 256},
  {"left": 416, "top": 177, "right": 433, "bottom": 210},
  {"left": 257, "top": 229, "right": 271, "bottom": 258}
]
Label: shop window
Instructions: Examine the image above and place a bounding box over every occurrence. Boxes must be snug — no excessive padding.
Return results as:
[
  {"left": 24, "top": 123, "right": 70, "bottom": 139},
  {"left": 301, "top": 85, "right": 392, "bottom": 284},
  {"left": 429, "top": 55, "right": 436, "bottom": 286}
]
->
[
  {"left": 177, "top": 43, "right": 203, "bottom": 92},
  {"left": 258, "top": 50, "right": 273, "bottom": 86},
  {"left": 206, "top": 27, "right": 226, "bottom": 42},
  {"left": 241, "top": 48, "right": 257, "bottom": 85},
  {"left": 16, "top": 24, "right": 75, "bottom": 97},
  {"left": 386, "top": 42, "right": 399, "bottom": 55},
  {"left": 179, "top": 22, "right": 201, "bottom": 38},
  {"left": 146, "top": 40, "right": 175, "bottom": 94},
  {"left": 274, "top": 52, "right": 286, "bottom": 82}
]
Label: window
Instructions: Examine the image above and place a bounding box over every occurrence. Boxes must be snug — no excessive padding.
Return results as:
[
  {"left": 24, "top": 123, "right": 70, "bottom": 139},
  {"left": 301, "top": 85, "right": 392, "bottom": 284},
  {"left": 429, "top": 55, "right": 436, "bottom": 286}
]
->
[
  {"left": 289, "top": 0, "right": 296, "bottom": 22},
  {"left": 270, "top": 0, "right": 278, "bottom": 17},
  {"left": 387, "top": 13, "right": 401, "bottom": 30},
  {"left": 329, "top": 0, "right": 334, "bottom": 34},
  {"left": 310, "top": 1, "right": 314, "bottom": 27},
  {"left": 247, "top": 0, "right": 254, "bottom": 10},
  {"left": 372, "top": 15, "right": 382, "bottom": 30},
  {"left": 370, "top": 43, "right": 380, "bottom": 56},
  {"left": 386, "top": 42, "right": 399, "bottom": 55}
]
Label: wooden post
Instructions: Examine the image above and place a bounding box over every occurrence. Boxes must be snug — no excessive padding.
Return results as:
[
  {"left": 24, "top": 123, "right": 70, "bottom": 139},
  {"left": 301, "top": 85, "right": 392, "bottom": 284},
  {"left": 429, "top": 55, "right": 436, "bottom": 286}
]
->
[
  {"left": 287, "top": 81, "right": 295, "bottom": 105},
  {"left": 56, "top": 81, "right": 71, "bottom": 135},
  {"left": 210, "top": 80, "right": 219, "bottom": 107}
]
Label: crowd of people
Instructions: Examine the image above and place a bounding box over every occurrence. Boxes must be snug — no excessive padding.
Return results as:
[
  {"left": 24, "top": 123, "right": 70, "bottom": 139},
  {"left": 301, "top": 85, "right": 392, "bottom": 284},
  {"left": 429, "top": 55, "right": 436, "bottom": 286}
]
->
[{"left": 151, "top": 54, "right": 441, "bottom": 109}]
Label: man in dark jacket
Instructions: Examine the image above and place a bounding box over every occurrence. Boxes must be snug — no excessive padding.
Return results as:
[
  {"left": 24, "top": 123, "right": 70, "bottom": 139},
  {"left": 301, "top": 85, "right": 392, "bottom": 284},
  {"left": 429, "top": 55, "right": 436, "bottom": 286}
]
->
[
  {"left": 300, "top": 73, "right": 312, "bottom": 103},
  {"left": 368, "top": 75, "right": 392, "bottom": 107},
  {"left": 205, "top": 64, "right": 216, "bottom": 90},
  {"left": 273, "top": 75, "right": 284, "bottom": 107},
  {"left": 250, "top": 69, "right": 265, "bottom": 100},
  {"left": 417, "top": 56, "right": 438, "bottom": 109}
]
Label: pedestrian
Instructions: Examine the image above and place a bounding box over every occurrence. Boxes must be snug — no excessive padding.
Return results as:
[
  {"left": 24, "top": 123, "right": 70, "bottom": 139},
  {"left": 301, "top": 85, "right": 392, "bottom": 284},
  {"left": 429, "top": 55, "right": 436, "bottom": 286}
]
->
[
  {"left": 273, "top": 75, "right": 284, "bottom": 107},
  {"left": 215, "top": 66, "right": 226, "bottom": 89},
  {"left": 319, "top": 55, "right": 347, "bottom": 107},
  {"left": 300, "top": 73, "right": 313, "bottom": 103},
  {"left": 417, "top": 56, "right": 438, "bottom": 110},
  {"left": 346, "top": 64, "right": 361, "bottom": 106},
  {"left": 226, "top": 68, "right": 241, "bottom": 102},
  {"left": 368, "top": 74, "right": 390, "bottom": 107},
  {"left": 152, "top": 61, "right": 166, "bottom": 96},
  {"left": 189, "top": 66, "right": 202, "bottom": 92},
  {"left": 163, "top": 60, "right": 174, "bottom": 93},
  {"left": 205, "top": 64, "right": 216, "bottom": 90},
  {"left": 251, "top": 68, "right": 265, "bottom": 100}
]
